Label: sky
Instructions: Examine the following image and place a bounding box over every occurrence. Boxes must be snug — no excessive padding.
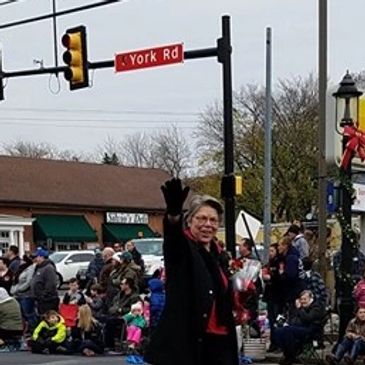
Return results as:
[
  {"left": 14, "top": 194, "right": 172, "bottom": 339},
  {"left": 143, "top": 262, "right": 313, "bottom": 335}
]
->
[{"left": 0, "top": 0, "right": 364, "bottom": 157}]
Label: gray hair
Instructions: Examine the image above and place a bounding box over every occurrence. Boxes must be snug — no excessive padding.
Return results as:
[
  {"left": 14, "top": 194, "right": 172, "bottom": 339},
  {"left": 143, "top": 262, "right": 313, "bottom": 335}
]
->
[{"left": 185, "top": 194, "right": 224, "bottom": 224}]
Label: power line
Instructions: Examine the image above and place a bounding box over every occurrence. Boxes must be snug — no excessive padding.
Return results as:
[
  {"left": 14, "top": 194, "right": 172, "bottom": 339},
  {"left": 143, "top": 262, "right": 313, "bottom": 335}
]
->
[
  {"left": 1, "top": 107, "right": 201, "bottom": 116},
  {"left": 0, "top": 0, "right": 121, "bottom": 29},
  {"left": 0, "top": 120, "right": 196, "bottom": 130},
  {"left": 0, "top": 116, "right": 198, "bottom": 123}
]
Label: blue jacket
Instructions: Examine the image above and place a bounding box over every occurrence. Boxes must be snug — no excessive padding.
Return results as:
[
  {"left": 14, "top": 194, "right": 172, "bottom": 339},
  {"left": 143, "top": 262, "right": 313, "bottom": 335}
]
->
[
  {"left": 148, "top": 278, "right": 166, "bottom": 329},
  {"left": 278, "top": 246, "right": 306, "bottom": 302}
]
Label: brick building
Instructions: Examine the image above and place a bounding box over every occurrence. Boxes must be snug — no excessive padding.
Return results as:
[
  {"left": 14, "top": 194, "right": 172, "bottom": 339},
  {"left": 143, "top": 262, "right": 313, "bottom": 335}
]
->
[{"left": 0, "top": 156, "right": 169, "bottom": 255}]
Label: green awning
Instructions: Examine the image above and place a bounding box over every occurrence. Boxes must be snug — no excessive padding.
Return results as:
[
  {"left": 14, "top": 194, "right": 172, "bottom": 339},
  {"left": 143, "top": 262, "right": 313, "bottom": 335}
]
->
[
  {"left": 34, "top": 215, "right": 97, "bottom": 242},
  {"left": 103, "top": 224, "right": 155, "bottom": 243}
]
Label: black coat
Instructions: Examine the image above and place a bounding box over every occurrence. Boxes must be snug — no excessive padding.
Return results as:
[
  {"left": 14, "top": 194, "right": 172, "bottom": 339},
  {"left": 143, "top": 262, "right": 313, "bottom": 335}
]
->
[
  {"left": 289, "top": 300, "right": 325, "bottom": 332},
  {"left": 144, "top": 218, "right": 238, "bottom": 365}
]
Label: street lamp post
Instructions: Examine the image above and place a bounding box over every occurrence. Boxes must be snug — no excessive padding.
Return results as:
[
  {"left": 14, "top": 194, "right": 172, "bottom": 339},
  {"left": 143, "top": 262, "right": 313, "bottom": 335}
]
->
[{"left": 333, "top": 71, "right": 363, "bottom": 340}]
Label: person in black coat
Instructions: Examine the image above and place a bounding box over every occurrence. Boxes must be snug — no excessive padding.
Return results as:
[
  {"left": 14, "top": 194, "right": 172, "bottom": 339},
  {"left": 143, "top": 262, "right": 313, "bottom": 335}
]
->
[
  {"left": 274, "top": 290, "right": 325, "bottom": 365},
  {"left": 144, "top": 178, "right": 238, "bottom": 365}
]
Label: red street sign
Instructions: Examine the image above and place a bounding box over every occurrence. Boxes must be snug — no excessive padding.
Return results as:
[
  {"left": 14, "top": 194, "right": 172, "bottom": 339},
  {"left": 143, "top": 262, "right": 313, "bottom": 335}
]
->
[{"left": 115, "top": 43, "right": 184, "bottom": 73}]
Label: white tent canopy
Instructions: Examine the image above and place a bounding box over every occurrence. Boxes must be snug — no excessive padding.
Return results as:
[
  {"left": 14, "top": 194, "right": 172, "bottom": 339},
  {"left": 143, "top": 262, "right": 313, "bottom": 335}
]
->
[{"left": 235, "top": 210, "right": 262, "bottom": 240}]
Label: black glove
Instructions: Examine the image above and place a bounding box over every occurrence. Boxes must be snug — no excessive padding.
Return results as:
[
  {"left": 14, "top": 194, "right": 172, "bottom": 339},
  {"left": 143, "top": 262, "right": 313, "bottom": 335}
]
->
[{"left": 161, "top": 178, "right": 190, "bottom": 216}]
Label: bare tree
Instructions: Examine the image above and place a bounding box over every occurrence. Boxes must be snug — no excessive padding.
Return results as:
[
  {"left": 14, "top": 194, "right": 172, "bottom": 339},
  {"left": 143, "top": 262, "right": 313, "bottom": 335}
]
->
[
  {"left": 1, "top": 140, "right": 57, "bottom": 159},
  {"left": 154, "top": 125, "right": 191, "bottom": 178},
  {"left": 120, "top": 126, "right": 191, "bottom": 177},
  {"left": 1, "top": 140, "right": 90, "bottom": 162},
  {"left": 121, "top": 132, "right": 158, "bottom": 168},
  {"left": 96, "top": 135, "right": 123, "bottom": 163}
]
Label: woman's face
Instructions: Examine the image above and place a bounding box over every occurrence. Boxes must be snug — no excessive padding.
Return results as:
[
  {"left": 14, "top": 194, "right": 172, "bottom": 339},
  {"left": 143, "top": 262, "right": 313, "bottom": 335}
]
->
[
  {"left": 189, "top": 205, "right": 219, "bottom": 244},
  {"left": 358, "top": 308, "right": 365, "bottom": 321},
  {"left": 277, "top": 241, "right": 287, "bottom": 255}
]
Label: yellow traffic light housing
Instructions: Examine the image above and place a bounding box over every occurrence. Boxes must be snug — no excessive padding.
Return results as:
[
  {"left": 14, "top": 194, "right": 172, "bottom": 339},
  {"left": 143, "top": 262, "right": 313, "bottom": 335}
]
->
[
  {"left": 235, "top": 175, "right": 243, "bottom": 195},
  {"left": 61, "top": 25, "right": 89, "bottom": 90}
]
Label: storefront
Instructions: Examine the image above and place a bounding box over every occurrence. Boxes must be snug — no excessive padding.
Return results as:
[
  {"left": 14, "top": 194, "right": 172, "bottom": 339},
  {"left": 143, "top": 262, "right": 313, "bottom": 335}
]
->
[
  {"left": 33, "top": 214, "right": 98, "bottom": 251},
  {"left": 0, "top": 214, "right": 34, "bottom": 256},
  {"left": 102, "top": 212, "right": 155, "bottom": 244},
  {"left": 0, "top": 155, "right": 168, "bottom": 252}
]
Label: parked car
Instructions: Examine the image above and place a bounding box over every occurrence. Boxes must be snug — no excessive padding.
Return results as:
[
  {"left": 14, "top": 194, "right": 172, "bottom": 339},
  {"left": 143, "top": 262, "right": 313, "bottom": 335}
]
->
[
  {"left": 49, "top": 250, "right": 95, "bottom": 288},
  {"left": 132, "top": 238, "right": 164, "bottom": 278}
]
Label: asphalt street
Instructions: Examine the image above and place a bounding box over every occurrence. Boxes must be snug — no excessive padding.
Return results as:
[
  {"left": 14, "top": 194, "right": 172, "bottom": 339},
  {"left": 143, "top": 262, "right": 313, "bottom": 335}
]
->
[
  {"left": 0, "top": 352, "right": 129, "bottom": 365},
  {"left": 0, "top": 352, "right": 282, "bottom": 365}
]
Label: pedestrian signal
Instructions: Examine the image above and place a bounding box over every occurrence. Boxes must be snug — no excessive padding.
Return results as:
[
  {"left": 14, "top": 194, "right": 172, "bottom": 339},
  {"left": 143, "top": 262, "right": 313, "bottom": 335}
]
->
[{"left": 61, "top": 25, "right": 89, "bottom": 90}]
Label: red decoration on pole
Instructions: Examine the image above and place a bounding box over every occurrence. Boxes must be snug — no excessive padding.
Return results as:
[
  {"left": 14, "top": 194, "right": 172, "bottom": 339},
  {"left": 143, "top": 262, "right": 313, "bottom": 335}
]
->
[{"left": 340, "top": 125, "right": 365, "bottom": 169}]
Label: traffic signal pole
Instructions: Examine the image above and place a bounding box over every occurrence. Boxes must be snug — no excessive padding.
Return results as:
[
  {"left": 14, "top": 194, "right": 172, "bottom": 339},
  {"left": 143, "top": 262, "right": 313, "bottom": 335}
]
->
[{"left": 0, "top": 16, "right": 236, "bottom": 256}]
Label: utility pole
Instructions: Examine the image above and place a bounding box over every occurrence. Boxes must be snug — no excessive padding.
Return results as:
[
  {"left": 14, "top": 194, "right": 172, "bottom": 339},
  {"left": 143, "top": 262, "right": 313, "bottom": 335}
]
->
[
  {"left": 318, "top": 0, "right": 328, "bottom": 281},
  {"left": 263, "top": 27, "right": 272, "bottom": 261}
]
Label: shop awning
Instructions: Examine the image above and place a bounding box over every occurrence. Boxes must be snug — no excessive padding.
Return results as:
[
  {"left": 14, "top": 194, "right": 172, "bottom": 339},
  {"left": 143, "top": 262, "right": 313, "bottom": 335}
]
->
[
  {"left": 34, "top": 215, "right": 97, "bottom": 242},
  {"left": 103, "top": 223, "right": 155, "bottom": 243}
]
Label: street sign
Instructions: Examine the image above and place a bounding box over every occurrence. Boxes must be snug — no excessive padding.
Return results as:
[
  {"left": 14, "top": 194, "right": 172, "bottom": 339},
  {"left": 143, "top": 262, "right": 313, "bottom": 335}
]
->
[
  {"left": 115, "top": 43, "right": 184, "bottom": 73},
  {"left": 326, "top": 181, "right": 336, "bottom": 214}
]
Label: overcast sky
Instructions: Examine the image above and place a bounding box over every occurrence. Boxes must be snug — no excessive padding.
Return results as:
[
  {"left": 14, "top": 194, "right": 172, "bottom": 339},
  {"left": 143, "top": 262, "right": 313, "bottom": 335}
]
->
[{"left": 0, "top": 0, "right": 363, "bottom": 156}]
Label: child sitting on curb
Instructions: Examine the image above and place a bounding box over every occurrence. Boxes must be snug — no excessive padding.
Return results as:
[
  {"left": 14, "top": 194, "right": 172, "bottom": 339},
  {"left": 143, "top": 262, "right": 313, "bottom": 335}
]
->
[
  {"left": 326, "top": 307, "right": 365, "bottom": 365},
  {"left": 31, "top": 310, "right": 69, "bottom": 354},
  {"left": 123, "top": 302, "right": 147, "bottom": 353}
]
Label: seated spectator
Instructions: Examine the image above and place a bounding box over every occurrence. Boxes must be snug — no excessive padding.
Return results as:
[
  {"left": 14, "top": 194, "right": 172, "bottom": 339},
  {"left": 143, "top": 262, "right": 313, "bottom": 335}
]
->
[
  {"left": 63, "top": 278, "right": 86, "bottom": 306},
  {"left": 302, "top": 257, "right": 327, "bottom": 308},
  {"left": 31, "top": 309, "right": 69, "bottom": 354},
  {"left": 275, "top": 290, "right": 325, "bottom": 365},
  {"left": 71, "top": 304, "right": 104, "bottom": 356},
  {"left": 148, "top": 274, "right": 165, "bottom": 331},
  {"left": 0, "top": 257, "right": 13, "bottom": 294},
  {"left": 326, "top": 307, "right": 365, "bottom": 365},
  {"left": 104, "top": 277, "right": 140, "bottom": 351},
  {"left": 353, "top": 268, "right": 365, "bottom": 309},
  {"left": 123, "top": 301, "right": 147, "bottom": 354},
  {"left": 85, "top": 283, "right": 107, "bottom": 321},
  {"left": 0, "top": 287, "right": 23, "bottom": 348}
]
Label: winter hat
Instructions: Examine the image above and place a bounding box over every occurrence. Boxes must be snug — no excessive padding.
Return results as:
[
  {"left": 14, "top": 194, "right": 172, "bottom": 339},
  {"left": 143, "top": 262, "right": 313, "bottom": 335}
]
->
[
  {"left": 0, "top": 287, "right": 9, "bottom": 301},
  {"left": 31, "top": 247, "right": 49, "bottom": 258},
  {"left": 121, "top": 251, "right": 133, "bottom": 263},
  {"left": 131, "top": 302, "right": 143, "bottom": 313}
]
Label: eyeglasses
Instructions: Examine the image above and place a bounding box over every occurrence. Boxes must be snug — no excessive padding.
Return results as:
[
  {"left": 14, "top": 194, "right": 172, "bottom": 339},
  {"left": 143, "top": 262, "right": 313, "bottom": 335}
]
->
[{"left": 193, "top": 215, "right": 219, "bottom": 226}]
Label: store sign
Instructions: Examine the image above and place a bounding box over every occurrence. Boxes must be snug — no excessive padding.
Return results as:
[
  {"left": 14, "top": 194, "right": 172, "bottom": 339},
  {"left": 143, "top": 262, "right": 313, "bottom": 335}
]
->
[
  {"left": 352, "top": 183, "right": 365, "bottom": 212},
  {"left": 106, "top": 212, "right": 148, "bottom": 224}
]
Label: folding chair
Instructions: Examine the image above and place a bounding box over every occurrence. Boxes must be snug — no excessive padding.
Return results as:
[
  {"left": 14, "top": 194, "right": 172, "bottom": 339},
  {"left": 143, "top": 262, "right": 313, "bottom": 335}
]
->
[{"left": 59, "top": 303, "right": 79, "bottom": 328}]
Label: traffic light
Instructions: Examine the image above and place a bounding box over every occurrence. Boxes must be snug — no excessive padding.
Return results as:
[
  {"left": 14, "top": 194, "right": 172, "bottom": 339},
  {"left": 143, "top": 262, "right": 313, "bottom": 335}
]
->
[
  {"left": 221, "top": 174, "right": 243, "bottom": 198},
  {"left": 235, "top": 175, "right": 243, "bottom": 196},
  {"left": 61, "top": 25, "right": 89, "bottom": 90}
]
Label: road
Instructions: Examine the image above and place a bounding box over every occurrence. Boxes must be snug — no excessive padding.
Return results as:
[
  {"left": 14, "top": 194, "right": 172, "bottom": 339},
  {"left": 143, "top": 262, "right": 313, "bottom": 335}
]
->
[
  {"left": 0, "top": 352, "right": 129, "bottom": 365},
  {"left": 0, "top": 352, "right": 283, "bottom": 365}
]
